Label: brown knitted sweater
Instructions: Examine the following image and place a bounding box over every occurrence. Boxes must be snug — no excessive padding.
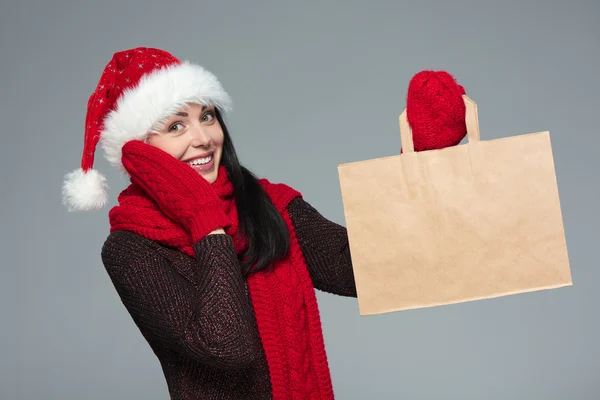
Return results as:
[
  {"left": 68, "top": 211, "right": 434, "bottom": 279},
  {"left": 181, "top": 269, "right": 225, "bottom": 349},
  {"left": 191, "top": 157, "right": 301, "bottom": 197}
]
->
[{"left": 101, "top": 197, "right": 357, "bottom": 399}]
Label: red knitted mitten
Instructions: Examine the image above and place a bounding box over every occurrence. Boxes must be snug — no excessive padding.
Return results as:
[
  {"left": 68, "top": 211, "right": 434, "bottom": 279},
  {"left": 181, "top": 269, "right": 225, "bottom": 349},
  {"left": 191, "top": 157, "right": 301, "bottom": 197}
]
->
[
  {"left": 406, "top": 70, "right": 467, "bottom": 152},
  {"left": 121, "top": 140, "right": 231, "bottom": 242}
]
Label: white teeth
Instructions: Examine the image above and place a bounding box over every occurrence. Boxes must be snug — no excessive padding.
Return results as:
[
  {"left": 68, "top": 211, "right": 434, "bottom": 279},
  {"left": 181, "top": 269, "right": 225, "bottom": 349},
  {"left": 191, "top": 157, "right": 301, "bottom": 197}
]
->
[{"left": 187, "top": 155, "right": 212, "bottom": 166}]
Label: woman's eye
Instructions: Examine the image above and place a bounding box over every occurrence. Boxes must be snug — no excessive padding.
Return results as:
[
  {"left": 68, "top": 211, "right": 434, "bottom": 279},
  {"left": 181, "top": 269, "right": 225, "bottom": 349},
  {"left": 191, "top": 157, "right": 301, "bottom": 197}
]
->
[
  {"left": 202, "top": 112, "right": 215, "bottom": 122},
  {"left": 168, "top": 122, "right": 184, "bottom": 132}
]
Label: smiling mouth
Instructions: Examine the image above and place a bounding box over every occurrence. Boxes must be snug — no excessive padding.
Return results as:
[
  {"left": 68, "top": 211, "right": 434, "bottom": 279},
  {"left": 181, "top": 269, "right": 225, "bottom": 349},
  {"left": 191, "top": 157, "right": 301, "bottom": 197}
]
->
[
  {"left": 186, "top": 154, "right": 213, "bottom": 166},
  {"left": 183, "top": 153, "right": 215, "bottom": 172}
]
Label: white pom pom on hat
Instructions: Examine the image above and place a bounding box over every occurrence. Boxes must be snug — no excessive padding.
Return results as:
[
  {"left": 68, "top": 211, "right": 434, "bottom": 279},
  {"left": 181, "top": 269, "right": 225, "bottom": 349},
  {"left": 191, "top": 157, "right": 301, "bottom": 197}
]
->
[
  {"left": 62, "top": 47, "right": 233, "bottom": 212},
  {"left": 62, "top": 168, "right": 109, "bottom": 211}
]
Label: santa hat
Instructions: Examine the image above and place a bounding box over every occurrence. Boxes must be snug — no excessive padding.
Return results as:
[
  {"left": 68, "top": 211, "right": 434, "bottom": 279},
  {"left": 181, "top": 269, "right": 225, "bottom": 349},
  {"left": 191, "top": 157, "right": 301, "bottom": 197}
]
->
[{"left": 62, "top": 47, "right": 233, "bottom": 212}]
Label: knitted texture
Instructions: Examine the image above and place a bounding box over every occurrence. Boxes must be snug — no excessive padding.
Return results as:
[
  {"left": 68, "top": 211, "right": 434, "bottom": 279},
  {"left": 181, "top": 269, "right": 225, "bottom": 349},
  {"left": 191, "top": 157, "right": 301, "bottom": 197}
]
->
[
  {"left": 288, "top": 199, "right": 357, "bottom": 298},
  {"left": 101, "top": 195, "right": 356, "bottom": 399},
  {"left": 251, "top": 183, "right": 334, "bottom": 399},
  {"left": 117, "top": 141, "right": 231, "bottom": 242},
  {"left": 108, "top": 162, "right": 334, "bottom": 399},
  {"left": 102, "top": 231, "right": 273, "bottom": 399},
  {"left": 406, "top": 70, "right": 467, "bottom": 152}
]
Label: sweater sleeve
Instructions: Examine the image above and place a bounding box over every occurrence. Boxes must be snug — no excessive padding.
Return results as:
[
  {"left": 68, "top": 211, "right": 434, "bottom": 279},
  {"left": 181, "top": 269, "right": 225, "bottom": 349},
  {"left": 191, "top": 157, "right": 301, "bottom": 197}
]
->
[
  {"left": 287, "top": 197, "right": 357, "bottom": 298},
  {"left": 100, "top": 230, "right": 262, "bottom": 370}
]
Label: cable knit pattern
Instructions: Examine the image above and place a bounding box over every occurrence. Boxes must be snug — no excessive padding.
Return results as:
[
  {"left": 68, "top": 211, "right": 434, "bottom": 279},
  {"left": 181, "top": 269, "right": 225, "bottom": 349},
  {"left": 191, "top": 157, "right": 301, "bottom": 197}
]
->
[
  {"left": 118, "top": 140, "right": 231, "bottom": 242},
  {"left": 246, "top": 208, "right": 332, "bottom": 399},
  {"left": 105, "top": 165, "right": 345, "bottom": 399},
  {"left": 282, "top": 208, "right": 334, "bottom": 399},
  {"left": 405, "top": 70, "right": 467, "bottom": 152}
]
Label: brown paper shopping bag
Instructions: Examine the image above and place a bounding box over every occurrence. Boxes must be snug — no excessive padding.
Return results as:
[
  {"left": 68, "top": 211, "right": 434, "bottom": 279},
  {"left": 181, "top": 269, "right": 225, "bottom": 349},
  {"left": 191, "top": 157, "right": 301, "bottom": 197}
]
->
[{"left": 337, "top": 95, "right": 572, "bottom": 316}]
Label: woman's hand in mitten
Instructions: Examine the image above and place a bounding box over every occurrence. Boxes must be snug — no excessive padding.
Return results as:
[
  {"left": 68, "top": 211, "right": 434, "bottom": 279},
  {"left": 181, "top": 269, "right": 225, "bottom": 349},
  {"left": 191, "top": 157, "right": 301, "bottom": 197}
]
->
[
  {"left": 121, "top": 140, "right": 231, "bottom": 242},
  {"left": 406, "top": 70, "right": 467, "bottom": 152}
]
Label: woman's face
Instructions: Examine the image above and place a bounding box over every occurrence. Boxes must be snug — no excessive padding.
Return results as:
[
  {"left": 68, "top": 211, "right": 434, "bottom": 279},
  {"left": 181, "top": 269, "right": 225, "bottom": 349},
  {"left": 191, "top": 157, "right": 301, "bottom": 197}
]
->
[{"left": 146, "top": 103, "right": 224, "bottom": 184}]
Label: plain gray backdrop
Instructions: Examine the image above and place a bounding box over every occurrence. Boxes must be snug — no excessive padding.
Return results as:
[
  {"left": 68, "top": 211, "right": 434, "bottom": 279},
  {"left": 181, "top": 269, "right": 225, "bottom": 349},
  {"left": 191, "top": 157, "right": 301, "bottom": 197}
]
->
[{"left": 3, "top": 0, "right": 599, "bottom": 399}]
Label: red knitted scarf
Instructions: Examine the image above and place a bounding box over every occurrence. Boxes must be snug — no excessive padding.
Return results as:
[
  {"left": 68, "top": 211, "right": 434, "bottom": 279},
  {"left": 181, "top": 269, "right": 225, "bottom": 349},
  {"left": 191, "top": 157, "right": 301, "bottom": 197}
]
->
[{"left": 109, "top": 165, "right": 333, "bottom": 399}]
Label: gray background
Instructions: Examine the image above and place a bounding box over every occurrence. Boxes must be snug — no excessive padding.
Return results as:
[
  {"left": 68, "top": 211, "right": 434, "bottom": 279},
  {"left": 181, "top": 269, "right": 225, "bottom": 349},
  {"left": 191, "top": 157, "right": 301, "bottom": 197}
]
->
[{"left": 3, "top": 0, "right": 598, "bottom": 399}]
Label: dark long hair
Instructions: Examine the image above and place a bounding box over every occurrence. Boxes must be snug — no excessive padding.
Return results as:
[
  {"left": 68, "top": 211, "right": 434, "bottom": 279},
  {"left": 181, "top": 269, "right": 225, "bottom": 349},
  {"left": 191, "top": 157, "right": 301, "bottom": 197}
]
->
[{"left": 215, "top": 108, "right": 290, "bottom": 275}]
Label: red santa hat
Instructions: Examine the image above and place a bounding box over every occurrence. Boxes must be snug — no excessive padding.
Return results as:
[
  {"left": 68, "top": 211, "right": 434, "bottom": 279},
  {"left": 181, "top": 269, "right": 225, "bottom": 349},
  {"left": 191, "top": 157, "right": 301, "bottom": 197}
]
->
[{"left": 62, "top": 47, "right": 233, "bottom": 211}]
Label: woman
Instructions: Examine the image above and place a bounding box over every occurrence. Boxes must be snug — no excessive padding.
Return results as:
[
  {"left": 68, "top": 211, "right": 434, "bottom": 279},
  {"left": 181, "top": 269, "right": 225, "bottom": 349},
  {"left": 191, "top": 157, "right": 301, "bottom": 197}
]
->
[
  {"left": 62, "top": 47, "right": 467, "bottom": 399},
  {"left": 62, "top": 47, "right": 357, "bottom": 399}
]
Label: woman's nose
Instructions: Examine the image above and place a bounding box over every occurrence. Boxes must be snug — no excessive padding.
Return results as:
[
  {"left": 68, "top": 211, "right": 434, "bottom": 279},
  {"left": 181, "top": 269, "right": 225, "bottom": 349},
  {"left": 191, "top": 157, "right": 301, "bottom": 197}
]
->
[{"left": 189, "top": 126, "right": 211, "bottom": 147}]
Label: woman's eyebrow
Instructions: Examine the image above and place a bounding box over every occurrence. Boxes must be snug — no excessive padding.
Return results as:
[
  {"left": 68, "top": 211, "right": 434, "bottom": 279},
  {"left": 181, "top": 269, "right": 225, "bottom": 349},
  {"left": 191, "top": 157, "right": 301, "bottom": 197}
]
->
[{"left": 175, "top": 105, "right": 209, "bottom": 117}]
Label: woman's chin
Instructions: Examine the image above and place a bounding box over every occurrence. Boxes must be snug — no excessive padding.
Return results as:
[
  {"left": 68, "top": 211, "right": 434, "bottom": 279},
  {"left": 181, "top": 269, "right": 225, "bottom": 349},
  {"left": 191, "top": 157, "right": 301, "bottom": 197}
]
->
[{"left": 199, "top": 166, "right": 218, "bottom": 184}]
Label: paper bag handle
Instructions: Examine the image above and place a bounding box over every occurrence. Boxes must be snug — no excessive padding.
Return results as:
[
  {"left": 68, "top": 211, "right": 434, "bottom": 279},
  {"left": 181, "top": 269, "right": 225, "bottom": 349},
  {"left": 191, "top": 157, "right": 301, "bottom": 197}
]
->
[{"left": 399, "top": 94, "right": 481, "bottom": 153}]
